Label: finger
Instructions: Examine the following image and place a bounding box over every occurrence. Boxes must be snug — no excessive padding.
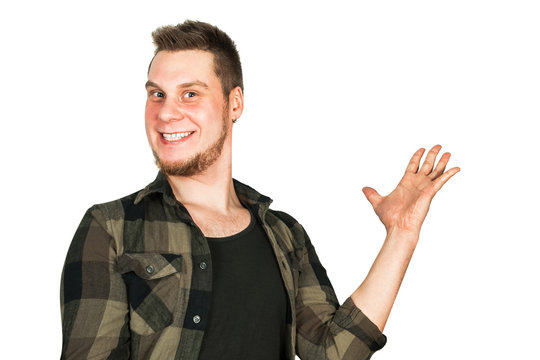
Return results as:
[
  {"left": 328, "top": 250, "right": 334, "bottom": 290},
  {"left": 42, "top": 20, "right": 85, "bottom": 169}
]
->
[
  {"left": 419, "top": 144, "right": 442, "bottom": 175},
  {"left": 429, "top": 152, "right": 451, "bottom": 180},
  {"left": 405, "top": 148, "right": 426, "bottom": 174},
  {"left": 362, "top": 187, "right": 382, "bottom": 208},
  {"left": 432, "top": 167, "right": 460, "bottom": 192}
]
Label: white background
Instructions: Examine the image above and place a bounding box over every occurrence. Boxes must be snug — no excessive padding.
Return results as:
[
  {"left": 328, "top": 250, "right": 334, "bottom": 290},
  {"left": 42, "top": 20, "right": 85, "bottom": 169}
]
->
[{"left": 1, "top": 0, "right": 539, "bottom": 359}]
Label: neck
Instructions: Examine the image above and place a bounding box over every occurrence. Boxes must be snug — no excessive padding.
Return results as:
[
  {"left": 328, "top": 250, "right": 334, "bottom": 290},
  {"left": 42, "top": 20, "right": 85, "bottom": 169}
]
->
[{"left": 165, "top": 140, "right": 241, "bottom": 213}]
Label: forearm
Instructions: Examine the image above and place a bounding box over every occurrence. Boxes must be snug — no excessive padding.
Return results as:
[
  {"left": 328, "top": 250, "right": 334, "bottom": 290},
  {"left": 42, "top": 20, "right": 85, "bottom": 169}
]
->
[
  {"left": 294, "top": 224, "right": 387, "bottom": 359},
  {"left": 350, "top": 228, "right": 419, "bottom": 331}
]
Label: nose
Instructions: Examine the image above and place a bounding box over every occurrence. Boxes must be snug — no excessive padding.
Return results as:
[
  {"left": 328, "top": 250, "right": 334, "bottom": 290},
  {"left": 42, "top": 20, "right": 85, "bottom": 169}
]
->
[{"left": 158, "top": 98, "right": 184, "bottom": 123}]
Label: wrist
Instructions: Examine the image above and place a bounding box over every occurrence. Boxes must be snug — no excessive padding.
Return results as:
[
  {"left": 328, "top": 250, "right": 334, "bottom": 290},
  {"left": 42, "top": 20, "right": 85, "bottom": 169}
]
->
[{"left": 385, "top": 226, "right": 420, "bottom": 248}]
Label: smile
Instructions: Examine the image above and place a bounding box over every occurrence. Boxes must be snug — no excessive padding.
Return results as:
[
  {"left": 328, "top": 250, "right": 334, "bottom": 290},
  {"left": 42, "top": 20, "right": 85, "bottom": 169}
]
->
[{"left": 161, "top": 131, "right": 194, "bottom": 141}]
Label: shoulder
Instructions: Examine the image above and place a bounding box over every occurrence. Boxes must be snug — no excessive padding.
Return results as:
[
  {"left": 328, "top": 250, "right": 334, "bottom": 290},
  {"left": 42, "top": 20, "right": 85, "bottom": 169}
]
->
[
  {"left": 79, "top": 188, "right": 150, "bottom": 242},
  {"left": 87, "top": 172, "right": 171, "bottom": 222},
  {"left": 267, "top": 209, "right": 301, "bottom": 228},
  {"left": 265, "top": 208, "right": 310, "bottom": 250},
  {"left": 90, "top": 189, "right": 142, "bottom": 222}
]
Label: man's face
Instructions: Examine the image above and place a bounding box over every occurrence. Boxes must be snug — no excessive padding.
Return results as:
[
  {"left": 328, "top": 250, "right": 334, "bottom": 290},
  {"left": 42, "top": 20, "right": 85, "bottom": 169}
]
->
[{"left": 145, "top": 50, "right": 231, "bottom": 176}]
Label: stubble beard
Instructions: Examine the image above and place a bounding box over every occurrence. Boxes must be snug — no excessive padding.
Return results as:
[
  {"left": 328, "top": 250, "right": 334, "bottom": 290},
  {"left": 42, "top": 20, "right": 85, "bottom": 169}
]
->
[{"left": 153, "top": 112, "right": 230, "bottom": 177}]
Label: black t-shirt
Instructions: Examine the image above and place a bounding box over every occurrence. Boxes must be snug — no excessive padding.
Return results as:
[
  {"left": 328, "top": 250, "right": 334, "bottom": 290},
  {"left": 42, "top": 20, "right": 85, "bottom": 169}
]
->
[{"left": 197, "top": 210, "right": 288, "bottom": 360}]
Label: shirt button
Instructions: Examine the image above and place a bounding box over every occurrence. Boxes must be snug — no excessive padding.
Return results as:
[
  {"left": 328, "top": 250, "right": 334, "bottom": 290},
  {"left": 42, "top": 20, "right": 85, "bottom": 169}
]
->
[
  {"left": 193, "top": 315, "right": 201, "bottom": 324},
  {"left": 145, "top": 265, "right": 154, "bottom": 274},
  {"left": 199, "top": 262, "right": 207, "bottom": 270}
]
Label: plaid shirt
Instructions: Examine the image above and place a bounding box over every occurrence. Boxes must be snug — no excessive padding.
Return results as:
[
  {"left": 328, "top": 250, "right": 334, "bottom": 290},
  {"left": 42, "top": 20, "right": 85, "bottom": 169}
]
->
[{"left": 61, "top": 173, "right": 387, "bottom": 359}]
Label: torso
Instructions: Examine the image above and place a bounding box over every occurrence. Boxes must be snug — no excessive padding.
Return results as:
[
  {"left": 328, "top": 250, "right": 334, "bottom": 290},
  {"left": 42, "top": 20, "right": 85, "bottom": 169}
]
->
[{"left": 198, "top": 209, "right": 288, "bottom": 360}]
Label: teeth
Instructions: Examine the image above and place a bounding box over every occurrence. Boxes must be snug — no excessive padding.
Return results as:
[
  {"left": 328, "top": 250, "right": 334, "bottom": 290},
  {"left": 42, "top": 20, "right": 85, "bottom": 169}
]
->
[{"left": 162, "top": 132, "right": 193, "bottom": 141}]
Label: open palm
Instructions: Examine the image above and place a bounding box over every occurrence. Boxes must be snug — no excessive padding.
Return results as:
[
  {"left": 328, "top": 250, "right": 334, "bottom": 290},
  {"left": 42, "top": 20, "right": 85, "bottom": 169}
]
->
[{"left": 362, "top": 145, "right": 460, "bottom": 235}]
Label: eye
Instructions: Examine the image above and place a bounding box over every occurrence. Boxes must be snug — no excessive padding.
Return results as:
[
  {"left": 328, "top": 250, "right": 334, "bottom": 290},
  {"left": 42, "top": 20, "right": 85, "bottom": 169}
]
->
[
  {"left": 183, "top": 91, "right": 197, "bottom": 99},
  {"left": 151, "top": 90, "right": 165, "bottom": 98}
]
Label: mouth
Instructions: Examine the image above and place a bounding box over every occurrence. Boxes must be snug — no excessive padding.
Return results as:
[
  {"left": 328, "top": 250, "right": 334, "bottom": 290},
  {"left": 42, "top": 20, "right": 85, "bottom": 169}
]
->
[{"left": 161, "top": 131, "right": 195, "bottom": 141}]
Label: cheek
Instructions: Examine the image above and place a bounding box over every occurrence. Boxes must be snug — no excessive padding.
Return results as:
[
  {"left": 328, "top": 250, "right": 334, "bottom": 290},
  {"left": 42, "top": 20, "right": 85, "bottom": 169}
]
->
[
  {"left": 144, "top": 101, "right": 155, "bottom": 119},
  {"left": 192, "top": 102, "right": 225, "bottom": 125},
  {"left": 144, "top": 102, "right": 161, "bottom": 128},
  {"left": 144, "top": 104, "right": 158, "bottom": 139}
]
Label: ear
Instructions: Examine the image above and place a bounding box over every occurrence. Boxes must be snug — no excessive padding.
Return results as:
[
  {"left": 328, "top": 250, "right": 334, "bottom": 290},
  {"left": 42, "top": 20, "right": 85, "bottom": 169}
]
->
[{"left": 228, "top": 86, "right": 244, "bottom": 122}]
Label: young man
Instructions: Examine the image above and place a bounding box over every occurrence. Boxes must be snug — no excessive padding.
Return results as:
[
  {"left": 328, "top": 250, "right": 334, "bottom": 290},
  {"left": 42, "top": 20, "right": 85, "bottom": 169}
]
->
[{"left": 61, "top": 20, "right": 459, "bottom": 359}]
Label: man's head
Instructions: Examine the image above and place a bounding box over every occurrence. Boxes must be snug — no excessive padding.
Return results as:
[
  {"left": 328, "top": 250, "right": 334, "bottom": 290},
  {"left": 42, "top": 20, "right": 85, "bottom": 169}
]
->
[
  {"left": 151, "top": 20, "right": 243, "bottom": 99},
  {"left": 145, "top": 21, "right": 244, "bottom": 177}
]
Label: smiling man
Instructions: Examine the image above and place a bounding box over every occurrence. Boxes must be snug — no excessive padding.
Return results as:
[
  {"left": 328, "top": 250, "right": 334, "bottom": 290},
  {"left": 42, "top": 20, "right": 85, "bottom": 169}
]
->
[
  {"left": 60, "top": 20, "right": 459, "bottom": 360},
  {"left": 145, "top": 50, "right": 234, "bottom": 179}
]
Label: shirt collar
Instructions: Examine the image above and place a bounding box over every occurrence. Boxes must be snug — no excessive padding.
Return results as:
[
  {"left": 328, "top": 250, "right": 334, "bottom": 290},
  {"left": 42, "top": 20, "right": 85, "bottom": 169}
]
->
[
  {"left": 134, "top": 172, "right": 273, "bottom": 213},
  {"left": 134, "top": 172, "right": 174, "bottom": 205}
]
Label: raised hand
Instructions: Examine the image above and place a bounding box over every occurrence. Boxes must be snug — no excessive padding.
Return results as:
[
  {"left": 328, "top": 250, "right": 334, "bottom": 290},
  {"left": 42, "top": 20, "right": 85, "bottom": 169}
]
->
[{"left": 362, "top": 145, "right": 460, "bottom": 237}]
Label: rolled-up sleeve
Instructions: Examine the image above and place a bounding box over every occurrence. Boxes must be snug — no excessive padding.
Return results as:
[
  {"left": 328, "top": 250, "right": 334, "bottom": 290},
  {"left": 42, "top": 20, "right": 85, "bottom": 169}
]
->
[
  {"left": 295, "top": 227, "right": 387, "bottom": 360},
  {"left": 60, "top": 207, "right": 130, "bottom": 359}
]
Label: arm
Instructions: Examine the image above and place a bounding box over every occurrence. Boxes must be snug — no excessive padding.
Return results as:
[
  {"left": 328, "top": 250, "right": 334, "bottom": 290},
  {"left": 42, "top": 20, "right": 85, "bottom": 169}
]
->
[
  {"left": 61, "top": 207, "right": 130, "bottom": 359},
  {"left": 352, "top": 145, "right": 460, "bottom": 331},
  {"left": 294, "top": 145, "right": 458, "bottom": 359},
  {"left": 294, "top": 231, "right": 387, "bottom": 360}
]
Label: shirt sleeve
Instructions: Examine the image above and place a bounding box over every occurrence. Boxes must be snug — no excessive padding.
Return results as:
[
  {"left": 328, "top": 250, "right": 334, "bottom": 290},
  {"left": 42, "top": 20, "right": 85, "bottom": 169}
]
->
[
  {"left": 294, "top": 225, "right": 387, "bottom": 360},
  {"left": 60, "top": 206, "right": 130, "bottom": 359}
]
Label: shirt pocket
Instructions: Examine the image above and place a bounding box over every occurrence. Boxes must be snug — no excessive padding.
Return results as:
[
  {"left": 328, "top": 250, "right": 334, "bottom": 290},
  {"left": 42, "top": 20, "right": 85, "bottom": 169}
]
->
[{"left": 118, "top": 252, "right": 183, "bottom": 335}]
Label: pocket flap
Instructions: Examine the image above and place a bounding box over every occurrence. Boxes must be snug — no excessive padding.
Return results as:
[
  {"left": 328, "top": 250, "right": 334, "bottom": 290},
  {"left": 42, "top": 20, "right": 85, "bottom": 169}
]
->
[{"left": 117, "top": 253, "right": 183, "bottom": 280}]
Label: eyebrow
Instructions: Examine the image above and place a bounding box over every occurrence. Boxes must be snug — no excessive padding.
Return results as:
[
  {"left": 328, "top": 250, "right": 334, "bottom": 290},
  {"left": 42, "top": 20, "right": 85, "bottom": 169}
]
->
[{"left": 145, "top": 80, "right": 209, "bottom": 89}]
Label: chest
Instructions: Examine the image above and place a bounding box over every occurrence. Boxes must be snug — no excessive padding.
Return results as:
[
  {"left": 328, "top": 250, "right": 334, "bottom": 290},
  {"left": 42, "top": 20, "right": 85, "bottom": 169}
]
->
[
  {"left": 187, "top": 207, "right": 252, "bottom": 238},
  {"left": 198, "top": 225, "right": 288, "bottom": 358},
  {"left": 117, "top": 207, "right": 299, "bottom": 359}
]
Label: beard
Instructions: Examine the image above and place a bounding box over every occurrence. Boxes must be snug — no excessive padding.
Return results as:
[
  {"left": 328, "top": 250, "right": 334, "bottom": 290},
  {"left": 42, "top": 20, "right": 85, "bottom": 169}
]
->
[{"left": 153, "top": 112, "right": 230, "bottom": 177}]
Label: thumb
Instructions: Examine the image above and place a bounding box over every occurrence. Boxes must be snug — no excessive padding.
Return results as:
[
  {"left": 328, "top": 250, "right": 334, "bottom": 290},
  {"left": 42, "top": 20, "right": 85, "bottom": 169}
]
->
[{"left": 362, "top": 187, "right": 382, "bottom": 208}]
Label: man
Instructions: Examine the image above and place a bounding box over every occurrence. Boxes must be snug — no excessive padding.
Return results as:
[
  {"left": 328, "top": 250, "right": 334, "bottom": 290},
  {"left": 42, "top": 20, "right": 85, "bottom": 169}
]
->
[{"left": 61, "top": 20, "right": 459, "bottom": 359}]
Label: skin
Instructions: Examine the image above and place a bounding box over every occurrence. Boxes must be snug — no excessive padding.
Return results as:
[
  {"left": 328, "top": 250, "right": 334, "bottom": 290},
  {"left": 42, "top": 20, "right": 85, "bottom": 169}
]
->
[
  {"left": 145, "top": 50, "right": 233, "bottom": 172},
  {"left": 145, "top": 49, "right": 461, "bottom": 331},
  {"left": 145, "top": 50, "right": 250, "bottom": 237},
  {"left": 353, "top": 145, "right": 460, "bottom": 330}
]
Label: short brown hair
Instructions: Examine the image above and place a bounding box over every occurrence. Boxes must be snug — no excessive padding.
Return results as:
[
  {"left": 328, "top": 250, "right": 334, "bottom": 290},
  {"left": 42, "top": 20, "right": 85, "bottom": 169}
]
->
[{"left": 151, "top": 20, "right": 243, "bottom": 97}]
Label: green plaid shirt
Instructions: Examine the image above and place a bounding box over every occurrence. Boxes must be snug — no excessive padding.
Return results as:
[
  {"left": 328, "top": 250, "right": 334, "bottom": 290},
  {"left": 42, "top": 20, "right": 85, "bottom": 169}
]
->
[{"left": 61, "top": 173, "right": 386, "bottom": 359}]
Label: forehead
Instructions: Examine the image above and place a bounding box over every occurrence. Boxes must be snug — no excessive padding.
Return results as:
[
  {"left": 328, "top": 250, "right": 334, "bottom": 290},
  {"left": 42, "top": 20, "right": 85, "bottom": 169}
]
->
[{"left": 148, "top": 50, "right": 218, "bottom": 84}]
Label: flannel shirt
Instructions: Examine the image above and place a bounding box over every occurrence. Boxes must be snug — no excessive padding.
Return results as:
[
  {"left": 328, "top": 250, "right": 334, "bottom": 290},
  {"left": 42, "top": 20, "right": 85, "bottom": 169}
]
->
[{"left": 61, "top": 172, "right": 387, "bottom": 359}]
